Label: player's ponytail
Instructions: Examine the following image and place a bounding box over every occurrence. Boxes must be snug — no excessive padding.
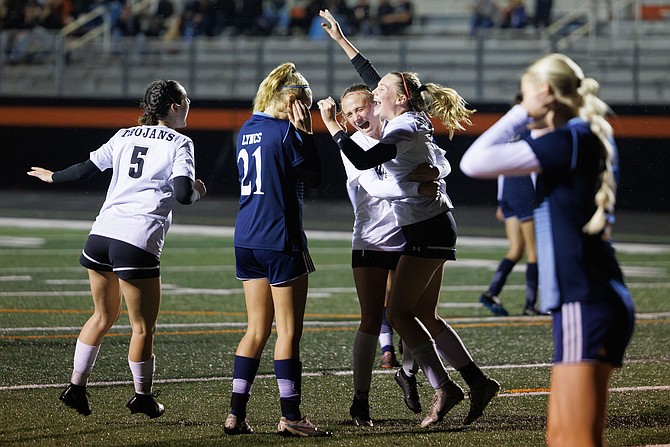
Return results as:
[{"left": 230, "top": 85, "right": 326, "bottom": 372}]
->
[
  {"left": 253, "top": 63, "right": 312, "bottom": 114},
  {"left": 526, "top": 54, "right": 616, "bottom": 235},
  {"left": 579, "top": 78, "right": 617, "bottom": 235},
  {"left": 139, "top": 79, "right": 183, "bottom": 125},
  {"left": 392, "top": 71, "right": 475, "bottom": 139}
]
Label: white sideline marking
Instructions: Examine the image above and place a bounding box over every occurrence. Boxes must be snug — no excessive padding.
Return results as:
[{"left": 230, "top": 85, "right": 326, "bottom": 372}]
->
[
  {"left": 1, "top": 217, "right": 669, "bottom": 252},
  {"left": 2, "top": 366, "right": 669, "bottom": 395}
]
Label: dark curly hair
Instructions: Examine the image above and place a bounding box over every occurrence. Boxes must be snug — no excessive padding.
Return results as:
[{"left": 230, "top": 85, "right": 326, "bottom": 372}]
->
[{"left": 138, "top": 80, "right": 185, "bottom": 125}]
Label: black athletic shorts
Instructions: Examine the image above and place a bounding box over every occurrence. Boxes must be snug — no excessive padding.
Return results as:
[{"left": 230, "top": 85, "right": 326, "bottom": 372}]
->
[
  {"left": 401, "top": 211, "right": 457, "bottom": 260},
  {"left": 351, "top": 250, "right": 402, "bottom": 270},
  {"left": 79, "top": 234, "right": 160, "bottom": 280}
]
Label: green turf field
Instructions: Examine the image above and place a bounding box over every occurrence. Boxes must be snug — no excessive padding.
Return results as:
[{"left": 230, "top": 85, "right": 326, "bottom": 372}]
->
[{"left": 0, "top": 223, "right": 668, "bottom": 446}]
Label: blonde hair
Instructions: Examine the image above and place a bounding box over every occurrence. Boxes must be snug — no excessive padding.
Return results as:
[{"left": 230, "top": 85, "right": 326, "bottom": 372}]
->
[
  {"left": 525, "top": 53, "right": 616, "bottom": 235},
  {"left": 390, "top": 71, "right": 475, "bottom": 139},
  {"left": 252, "top": 62, "right": 312, "bottom": 114},
  {"left": 338, "top": 84, "right": 374, "bottom": 128}
]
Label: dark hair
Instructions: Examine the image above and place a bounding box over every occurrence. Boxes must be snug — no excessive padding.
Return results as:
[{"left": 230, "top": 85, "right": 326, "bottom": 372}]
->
[{"left": 138, "top": 79, "right": 184, "bottom": 125}]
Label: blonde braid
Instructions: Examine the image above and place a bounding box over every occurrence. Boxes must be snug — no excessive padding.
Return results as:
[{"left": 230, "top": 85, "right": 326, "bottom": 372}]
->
[
  {"left": 579, "top": 77, "right": 617, "bottom": 235},
  {"left": 527, "top": 54, "right": 616, "bottom": 235}
]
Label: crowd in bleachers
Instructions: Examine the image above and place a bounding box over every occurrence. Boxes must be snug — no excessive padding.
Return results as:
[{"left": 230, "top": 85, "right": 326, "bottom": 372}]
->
[{"left": 0, "top": 0, "right": 416, "bottom": 40}]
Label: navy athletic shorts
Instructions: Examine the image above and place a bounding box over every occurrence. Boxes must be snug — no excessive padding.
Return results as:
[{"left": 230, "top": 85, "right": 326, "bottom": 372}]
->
[
  {"left": 500, "top": 196, "right": 535, "bottom": 221},
  {"left": 79, "top": 234, "right": 160, "bottom": 280},
  {"left": 552, "top": 284, "right": 635, "bottom": 367},
  {"left": 235, "top": 247, "right": 315, "bottom": 286}
]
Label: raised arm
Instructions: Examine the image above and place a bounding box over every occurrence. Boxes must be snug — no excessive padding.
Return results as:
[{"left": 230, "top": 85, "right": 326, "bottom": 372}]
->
[{"left": 319, "top": 9, "right": 381, "bottom": 89}]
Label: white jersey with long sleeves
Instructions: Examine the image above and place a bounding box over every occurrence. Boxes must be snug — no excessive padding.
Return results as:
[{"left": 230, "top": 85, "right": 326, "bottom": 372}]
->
[
  {"left": 88, "top": 125, "right": 196, "bottom": 256},
  {"left": 379, "top": 111, "right": 453, "bottom": 226},
  {"left": 341, "top": 132, "right": 405, "bottom": 251}
]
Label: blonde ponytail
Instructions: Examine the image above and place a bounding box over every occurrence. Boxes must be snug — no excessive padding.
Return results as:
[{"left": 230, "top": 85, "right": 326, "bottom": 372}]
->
[
  {"left": 253, "top": 62, "right": 312, "bottom": 113},
  {"left": 580, "top": 80, "right": 617, "bottom": 235},
  {"left": 392, "top": 71, "right": 475, "bottom": 139},
  {"left": 526, "top": 54, "right": 617, "bottom": 235}
]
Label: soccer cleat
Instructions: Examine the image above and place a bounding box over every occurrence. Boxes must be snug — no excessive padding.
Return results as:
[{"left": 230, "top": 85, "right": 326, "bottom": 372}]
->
[
  {"left": 480, "top": 293, "right": 509, "bottom": 316},
  {"left": 523, "top": 306, "right": 541, "bottom": 316},
  {"left": 380, "top": 350, "right": 400, "bottom": 369},
  {"left": 420, "top": 381, "right": 465, "bottom": 428},
  {"left": 394, "top": 368, "right": 422, "bottom": 414},
  {"left": 463, "top": 377, "right": 500, "bottom": 425},
  {"left": 60, "top": 383, "right": 92, "bottom": 416},
  {"left": 126, "top": 392, "right": 165, "bottom": 419},
  {"left": 277, "top": 416, "right": 332, "bottom": 437},
  {"left": 224, "top": 413, "right": 254, "bottom": 435},
  {"left": 349, "top": 396, "right": 373, "bottom": 427}
]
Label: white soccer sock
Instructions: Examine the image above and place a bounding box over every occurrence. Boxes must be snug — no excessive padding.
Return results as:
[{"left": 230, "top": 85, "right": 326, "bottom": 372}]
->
[
  {"left": 71, "top": 339, "right": 100, "bottom": 386},
  {"left": 378, "top": 332, "right": 393, "bottom": 350},
  {"left": 412, "top": 340, "right": 450, "bottom": 390},
  {"left": 402, "top": 343, "right": 418, "bottom": 377},
  {"left": 434, "top": 325, "right": 473, "bottom": 370},
  {"left": 128, "top": 354, "right": 155, "bottom": 395},
  {"left": 353, "top": 331, "right": 377, "bottom": 400}
]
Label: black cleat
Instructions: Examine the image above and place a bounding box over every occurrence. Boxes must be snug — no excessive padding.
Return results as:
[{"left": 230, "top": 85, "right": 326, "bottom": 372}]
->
[
  {"left": 126, "top": 392, "right": 165, "bottom": 419},
  {"left": 349, "top": 396, "right": 373, "bottom": 427},
  {"left": 60, "top": 383, "right": 92, "bottom": 416},
  {"left": 394, "top": 368, "right": 422, "bottom": 414},
  {"left": 464, "top": 377, "right": 500, "bottom": 425}
]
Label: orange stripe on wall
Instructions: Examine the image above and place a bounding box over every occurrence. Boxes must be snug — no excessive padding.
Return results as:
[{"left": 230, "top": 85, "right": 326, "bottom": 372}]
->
[{"left": 0, "top": 106, "right": 668, "bottom": 138}]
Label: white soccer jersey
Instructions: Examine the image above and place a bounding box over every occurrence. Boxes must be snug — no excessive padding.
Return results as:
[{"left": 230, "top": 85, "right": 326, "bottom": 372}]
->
[
  {"left": 341, "top": 132, "right": 405, "bottom": 251},
  {"left": 379, "top": 111, "right": 453, "bottom": 226},
  {"left": 88, "top": 125, "right": 196, "bottom": 256}
]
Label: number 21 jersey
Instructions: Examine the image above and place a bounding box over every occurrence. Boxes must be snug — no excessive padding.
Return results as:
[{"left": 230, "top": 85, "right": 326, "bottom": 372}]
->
[{"left": 234, "top": 112, "right": 309, "bottom": 252}]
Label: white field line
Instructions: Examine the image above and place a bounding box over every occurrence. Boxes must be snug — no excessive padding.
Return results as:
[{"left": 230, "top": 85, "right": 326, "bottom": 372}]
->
[
  {"left": 2, "top": 312, "right": 669, "bottom": 333},
  {"left": 2, "top": 363, "right": 669, "bottom": 396},
  {"left": 2, "top": 282, "right": 670, "bottom": 299},
  {"left": 1, "top": 217, "right": 670, "bottom": 253}
]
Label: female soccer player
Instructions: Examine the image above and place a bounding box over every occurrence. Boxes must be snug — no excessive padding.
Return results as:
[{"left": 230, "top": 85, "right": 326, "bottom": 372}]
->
[
  {"left": 223, "top": 62, "right": 330, "bottom": 438},
  {"left": 27, "top": 79, "right": 206, "bottom": 418},
  {"left": 317, "top": 9, "right": 500, "bottom": 428},
  {"left": 460, "top": 53, "right": 635, "bottom": 446},
  {"left": 478, "top": 173, "right": 539, "bottom": 317},
  {"left": 332, "top": 83, "right": 448, "bottom": 426}
]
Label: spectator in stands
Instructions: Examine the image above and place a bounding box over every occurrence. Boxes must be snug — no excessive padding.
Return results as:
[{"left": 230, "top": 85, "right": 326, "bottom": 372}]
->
[
  {"left": 112, "top": 0, "right": 142, "bottom": 38},
  {"left": 288, "top": 0, "right": 322, "bottom": 35},
  {"left": 180, "top": 0, "right": 210, "bottom": 40},
  {"left": 470, "top": 0, "right": 497, "bottom": 36},
  {"left": 39, "top": 0, "right": 73, "bottom": 29},
  {"left": 500, "top": 0, "right": 527, "bottom": 29},
  {"left": 145, "top": 0, "right": 175, "bottom": 37},
  {"left": 351, "top": 0, "right": 375, "bottom": 35},
  {"left": 533, "top": 0, "right": 552, "bottom": 28},
  {"left": 309, "top": 0, "right": 353, "bottom": 39},
  {"left": 209, "top": 0, "right": 237, "bottom": 35},
  {"left": 377, "top": 0, "right": 413, "bottom": 36},
  {"left": 236, "top": 0, "right": 269, "bottom": 36}
]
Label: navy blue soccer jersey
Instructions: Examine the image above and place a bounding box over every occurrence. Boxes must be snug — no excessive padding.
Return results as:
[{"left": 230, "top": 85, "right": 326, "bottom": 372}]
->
[
  {"left": 527, "top": 118, "right": 625, "bottom": 311},
  {"left": 234, "top": 112, "right": 309, "bottom": 252}
]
